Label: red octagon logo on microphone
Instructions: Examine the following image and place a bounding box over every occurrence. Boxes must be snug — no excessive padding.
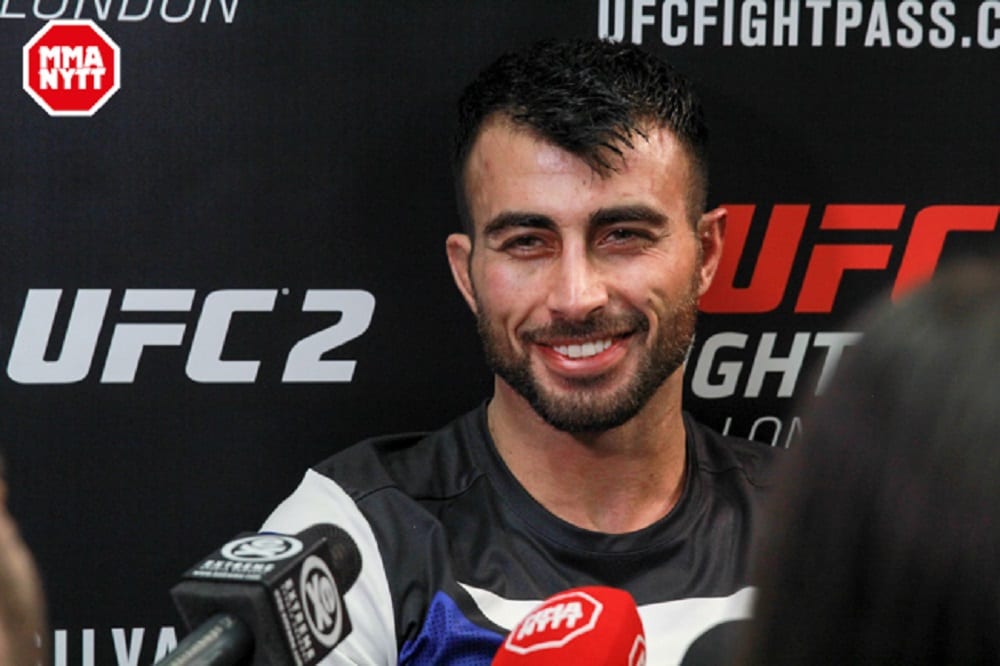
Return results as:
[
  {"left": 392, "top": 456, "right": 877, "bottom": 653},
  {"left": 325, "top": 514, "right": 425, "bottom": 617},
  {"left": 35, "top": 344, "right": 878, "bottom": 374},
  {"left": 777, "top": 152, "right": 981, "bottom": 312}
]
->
[
  {"left": 504, "top": 589, "right": 602, "bottom": 654},
  {"left": 23, "top": 20, "right": 121, "bottom": 117}
]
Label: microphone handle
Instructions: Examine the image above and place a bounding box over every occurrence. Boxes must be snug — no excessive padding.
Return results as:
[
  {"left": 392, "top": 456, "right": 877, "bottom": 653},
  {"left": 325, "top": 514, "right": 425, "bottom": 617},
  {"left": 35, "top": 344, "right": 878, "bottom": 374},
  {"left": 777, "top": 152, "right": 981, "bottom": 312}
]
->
[{"left": 156, "top": 612, "right": 254, "bottom": 666}]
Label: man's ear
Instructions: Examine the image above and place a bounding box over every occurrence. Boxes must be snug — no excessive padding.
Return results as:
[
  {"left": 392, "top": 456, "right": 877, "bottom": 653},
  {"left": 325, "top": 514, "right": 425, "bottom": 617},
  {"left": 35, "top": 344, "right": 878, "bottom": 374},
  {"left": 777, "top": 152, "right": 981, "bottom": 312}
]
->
[
  {"left": 445, "top": 233, "right": 478, "bottom": 314},
  {"left": 696, "top": 207, "right": 726, "bottom": 297}
]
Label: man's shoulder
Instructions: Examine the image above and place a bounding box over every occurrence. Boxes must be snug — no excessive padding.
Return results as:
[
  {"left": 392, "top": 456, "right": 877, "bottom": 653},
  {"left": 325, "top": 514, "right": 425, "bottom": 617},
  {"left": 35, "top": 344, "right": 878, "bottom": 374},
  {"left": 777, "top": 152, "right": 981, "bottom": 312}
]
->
[
  {"left": 684, "top": 412, "right": 782, "bottom": 489},
  {"left": 312, "top": 404, "right": 489, "bottom": 501}
]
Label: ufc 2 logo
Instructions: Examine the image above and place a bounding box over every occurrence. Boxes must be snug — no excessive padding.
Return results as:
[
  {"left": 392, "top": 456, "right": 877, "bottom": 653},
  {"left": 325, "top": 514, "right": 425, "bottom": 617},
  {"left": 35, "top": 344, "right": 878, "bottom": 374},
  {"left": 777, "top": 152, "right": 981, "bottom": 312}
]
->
[{"left": 6, "top": 288, "right": 375, "bottom": 384}]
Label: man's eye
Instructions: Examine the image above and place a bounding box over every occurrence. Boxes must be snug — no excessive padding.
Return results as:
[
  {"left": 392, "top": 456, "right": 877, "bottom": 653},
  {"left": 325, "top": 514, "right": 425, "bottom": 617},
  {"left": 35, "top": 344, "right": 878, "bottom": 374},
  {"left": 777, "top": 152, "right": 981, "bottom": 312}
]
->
[
  {"left": 604, "top": 228, "right": 649, "bottom": 243},
  {"left": 502, "top": 235, "right": 543, "bottom": 250}
]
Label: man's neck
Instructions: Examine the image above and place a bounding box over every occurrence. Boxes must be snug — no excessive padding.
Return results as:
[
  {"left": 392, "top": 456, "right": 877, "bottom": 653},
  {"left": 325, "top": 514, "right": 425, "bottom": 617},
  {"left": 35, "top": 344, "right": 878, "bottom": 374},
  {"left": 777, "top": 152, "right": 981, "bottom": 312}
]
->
[{"left": 487, "top": 376, "right": 688, "bottom": 535}]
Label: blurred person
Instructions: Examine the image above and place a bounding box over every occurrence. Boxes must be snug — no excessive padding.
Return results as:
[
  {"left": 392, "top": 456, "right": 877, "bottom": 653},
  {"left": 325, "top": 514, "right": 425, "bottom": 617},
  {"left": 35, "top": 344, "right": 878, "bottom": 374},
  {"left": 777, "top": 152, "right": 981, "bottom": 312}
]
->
[
  {"left": 0, "top": 470, "right": 48, "bottom": 666},
  {"left": 742, "top": 259, "right": 1000, "bottom": 665}
]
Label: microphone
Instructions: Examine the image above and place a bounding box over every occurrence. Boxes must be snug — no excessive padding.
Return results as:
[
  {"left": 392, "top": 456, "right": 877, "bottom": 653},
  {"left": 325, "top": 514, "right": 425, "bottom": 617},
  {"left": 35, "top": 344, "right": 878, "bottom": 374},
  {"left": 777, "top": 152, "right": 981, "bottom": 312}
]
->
[
  {"left": 492, "top": 586, "right": 646, "bottom": 666},
  {"left": 158, "top": 524, "right": 361, "bottom": 666}
]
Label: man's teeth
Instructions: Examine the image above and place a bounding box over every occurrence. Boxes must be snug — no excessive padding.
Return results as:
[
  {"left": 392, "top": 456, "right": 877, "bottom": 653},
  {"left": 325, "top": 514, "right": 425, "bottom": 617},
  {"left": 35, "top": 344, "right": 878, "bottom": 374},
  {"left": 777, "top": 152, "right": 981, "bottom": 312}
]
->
[{"left": 553, "top": 339, "right": 613, "bottom": 359}]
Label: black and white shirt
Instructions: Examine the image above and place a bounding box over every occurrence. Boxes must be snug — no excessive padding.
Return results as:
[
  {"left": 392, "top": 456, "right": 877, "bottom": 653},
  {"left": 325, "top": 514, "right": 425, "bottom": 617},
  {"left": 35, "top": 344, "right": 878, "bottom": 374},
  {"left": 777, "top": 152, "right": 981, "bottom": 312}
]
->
[{"left": 262, "top": 403, "right": 777, "bottom": 665}]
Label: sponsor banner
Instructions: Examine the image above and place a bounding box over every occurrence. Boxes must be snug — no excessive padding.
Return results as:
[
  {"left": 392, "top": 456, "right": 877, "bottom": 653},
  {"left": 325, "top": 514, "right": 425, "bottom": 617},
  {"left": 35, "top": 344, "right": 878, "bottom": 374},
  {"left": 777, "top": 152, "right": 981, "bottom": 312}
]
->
[
  {"left": 684, "top": 203, "right": 999, "bottom": 445},
  {"left": 52, "top": 626, "right": 177, "bottom": 666},
  {"left": 0, "top": 0, "right": 240, "bottom": 23},
  {"left": 4, "top": 288, "right": 376, "bottom": 384},
  {"left": 599, "top": 0, "right": 1000, "bottom": 49}
]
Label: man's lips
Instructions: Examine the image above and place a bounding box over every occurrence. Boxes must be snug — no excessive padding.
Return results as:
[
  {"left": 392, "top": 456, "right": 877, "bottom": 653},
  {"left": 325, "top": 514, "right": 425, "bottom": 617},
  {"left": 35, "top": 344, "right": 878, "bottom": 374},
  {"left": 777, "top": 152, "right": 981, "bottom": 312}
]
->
[
  {"left": 521, "top": 313, "right": 647, "bottom": 373},
  {"left": 532, "top": 334, "right": 633, "bottom": 377},
  {"left": 550, "top": 338, "right": 613, "bottom": 359}
]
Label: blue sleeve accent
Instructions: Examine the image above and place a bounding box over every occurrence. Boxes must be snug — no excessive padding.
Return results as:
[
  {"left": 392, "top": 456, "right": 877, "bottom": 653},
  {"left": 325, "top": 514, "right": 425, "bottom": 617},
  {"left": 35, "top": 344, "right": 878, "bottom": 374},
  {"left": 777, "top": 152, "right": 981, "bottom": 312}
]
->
[{"left": 398, "top": 591, "right": 504, "bottom": 666}]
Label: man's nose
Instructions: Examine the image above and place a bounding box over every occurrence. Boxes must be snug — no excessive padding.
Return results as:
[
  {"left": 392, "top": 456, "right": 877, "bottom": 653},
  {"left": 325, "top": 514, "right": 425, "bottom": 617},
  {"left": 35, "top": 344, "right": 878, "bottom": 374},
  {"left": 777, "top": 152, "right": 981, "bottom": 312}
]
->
[{"left": 545, "top": 247, "right": 609, "bottom": 320}]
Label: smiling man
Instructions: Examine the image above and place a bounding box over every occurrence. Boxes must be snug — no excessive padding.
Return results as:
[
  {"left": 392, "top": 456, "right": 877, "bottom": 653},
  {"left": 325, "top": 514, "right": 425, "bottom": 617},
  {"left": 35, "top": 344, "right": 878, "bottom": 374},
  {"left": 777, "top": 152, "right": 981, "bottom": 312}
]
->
[
  {"left": 263, "top": 39, "right": 777, "bottom": 665},
  {"left": 447, "top": 113, "right": 718, "bottom": 536}
]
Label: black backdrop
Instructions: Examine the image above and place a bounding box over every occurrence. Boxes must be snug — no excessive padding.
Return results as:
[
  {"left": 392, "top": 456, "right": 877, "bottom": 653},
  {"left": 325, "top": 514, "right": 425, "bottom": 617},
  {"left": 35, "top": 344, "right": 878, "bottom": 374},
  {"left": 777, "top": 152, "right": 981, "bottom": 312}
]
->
[{"left": 1, "top": 1, "right": 997, "bottom": 663}]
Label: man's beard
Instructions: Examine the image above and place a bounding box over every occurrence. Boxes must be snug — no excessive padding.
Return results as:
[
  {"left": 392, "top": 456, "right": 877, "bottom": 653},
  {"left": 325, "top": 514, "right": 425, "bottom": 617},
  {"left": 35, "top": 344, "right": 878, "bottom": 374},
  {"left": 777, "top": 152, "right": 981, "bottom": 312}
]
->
[{"left": 475, "top": 279, "right": 700, "bottom": 434}]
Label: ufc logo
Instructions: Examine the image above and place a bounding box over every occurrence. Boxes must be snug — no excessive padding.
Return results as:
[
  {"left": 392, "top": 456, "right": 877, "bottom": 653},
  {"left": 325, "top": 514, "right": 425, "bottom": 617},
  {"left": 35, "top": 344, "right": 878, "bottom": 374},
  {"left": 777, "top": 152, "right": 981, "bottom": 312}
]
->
[{"left": 701, "top": 204, "right": 998, "bottom": 314}]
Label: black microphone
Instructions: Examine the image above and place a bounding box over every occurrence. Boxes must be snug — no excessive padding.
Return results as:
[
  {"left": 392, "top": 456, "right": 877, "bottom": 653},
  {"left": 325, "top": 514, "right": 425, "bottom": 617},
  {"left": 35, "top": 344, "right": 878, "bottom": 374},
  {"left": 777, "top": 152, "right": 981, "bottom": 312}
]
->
[{"left": 158, "top": 524, "right": 361, "bottom": 666}]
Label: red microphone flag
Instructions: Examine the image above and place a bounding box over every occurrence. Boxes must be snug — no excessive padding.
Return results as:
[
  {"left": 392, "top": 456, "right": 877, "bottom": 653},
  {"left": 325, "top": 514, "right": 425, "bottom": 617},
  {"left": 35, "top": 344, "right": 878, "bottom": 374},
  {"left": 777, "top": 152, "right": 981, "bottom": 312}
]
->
[{"left": 492, "top": 586, "right": 646, "bottom": 665}]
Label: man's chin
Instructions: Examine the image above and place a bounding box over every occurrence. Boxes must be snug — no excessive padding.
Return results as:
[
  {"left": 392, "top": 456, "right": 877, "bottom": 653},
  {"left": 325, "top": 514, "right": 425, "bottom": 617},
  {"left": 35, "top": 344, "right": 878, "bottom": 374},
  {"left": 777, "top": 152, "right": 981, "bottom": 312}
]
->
[
  {"left": 534, "top": 402, "right": 642, "bottom": 434},
  {"left": 525, "top": 384, "right": 649, "bottom": 433}
]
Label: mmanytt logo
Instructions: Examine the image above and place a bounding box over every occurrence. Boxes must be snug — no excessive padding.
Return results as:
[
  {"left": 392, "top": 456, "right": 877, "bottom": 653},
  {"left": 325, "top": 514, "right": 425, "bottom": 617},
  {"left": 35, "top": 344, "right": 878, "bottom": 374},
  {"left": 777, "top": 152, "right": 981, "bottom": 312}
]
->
[
  {"left": 220, "top": 535, "right": 303, "bottom": 563},
  {"left": 504, "top": 590, "right": 603, "bottom": 654},
  {"left": 5, "top": 288, "right": 376, "bottom": 384},
  {"left": 300, "top": 555, "right": 345, "bottom": 648},
  {"left": 23, "top": 20, "right": 121, "bottom": 116},
  {"left": 630, "top": 634, "right": 646, "bottom": 666}
]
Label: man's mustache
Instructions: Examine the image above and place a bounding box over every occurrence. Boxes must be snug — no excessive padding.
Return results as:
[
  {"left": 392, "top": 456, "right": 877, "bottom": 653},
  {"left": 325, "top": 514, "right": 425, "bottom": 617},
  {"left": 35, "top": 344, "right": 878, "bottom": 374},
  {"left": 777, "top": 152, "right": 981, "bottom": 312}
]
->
[{"left": 520, "top": 310, "right": 649, "bottom": 344}]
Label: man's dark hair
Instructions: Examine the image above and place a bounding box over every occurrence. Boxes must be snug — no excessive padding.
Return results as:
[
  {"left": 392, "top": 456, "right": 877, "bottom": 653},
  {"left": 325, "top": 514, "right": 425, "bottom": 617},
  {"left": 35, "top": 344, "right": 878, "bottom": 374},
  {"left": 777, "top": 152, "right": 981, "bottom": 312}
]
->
[{"left": 453, "top": 38, "right": 709, "bottom": 234}]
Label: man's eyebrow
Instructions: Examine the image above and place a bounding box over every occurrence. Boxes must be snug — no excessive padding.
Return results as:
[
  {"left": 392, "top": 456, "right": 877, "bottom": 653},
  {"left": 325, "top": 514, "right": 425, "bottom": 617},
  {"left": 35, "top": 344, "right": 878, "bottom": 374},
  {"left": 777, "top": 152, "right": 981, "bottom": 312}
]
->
[
  {"left": 588, "top": 205, "right": 669, "bottom": 228},
  {"left": 482, "top": 212, "right": 557, "bottom": 237}
]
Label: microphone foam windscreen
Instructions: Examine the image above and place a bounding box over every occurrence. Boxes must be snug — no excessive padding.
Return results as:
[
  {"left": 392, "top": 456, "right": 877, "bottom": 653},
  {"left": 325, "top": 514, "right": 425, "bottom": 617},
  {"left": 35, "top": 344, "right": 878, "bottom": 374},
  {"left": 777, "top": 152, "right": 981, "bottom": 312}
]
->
[{"left": 492, "top": 585, "right": 646, "bottom": 665}]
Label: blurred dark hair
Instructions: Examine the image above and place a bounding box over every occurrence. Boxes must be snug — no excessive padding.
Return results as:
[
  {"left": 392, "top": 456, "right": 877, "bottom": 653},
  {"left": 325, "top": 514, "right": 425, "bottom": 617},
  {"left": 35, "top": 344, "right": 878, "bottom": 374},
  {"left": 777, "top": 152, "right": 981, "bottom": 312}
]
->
[
  {"left": 743, "top": 259, "right": 1000, "bottom": 664},
  {"left": 452, "top": 38, "right": 709, "bottom": 234}
]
